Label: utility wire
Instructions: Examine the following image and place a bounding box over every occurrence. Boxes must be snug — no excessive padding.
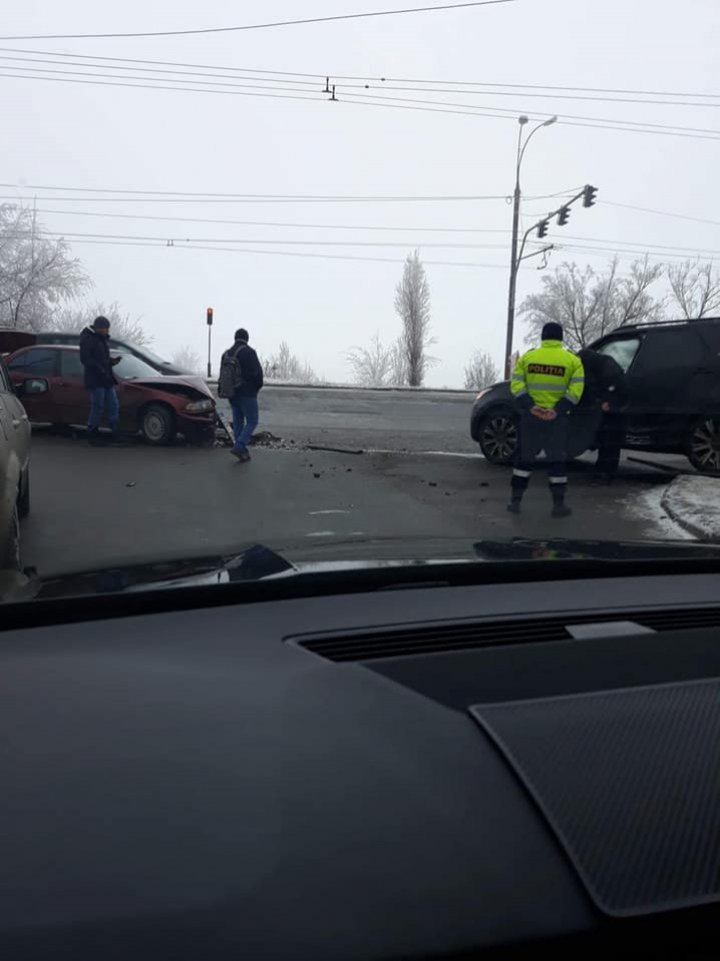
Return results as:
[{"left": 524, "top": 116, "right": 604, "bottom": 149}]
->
[
  {"left": 0, "top": 1, "right": 514, "bottom": 41},
  {"left": 2, "top": 54, "right": 719, "bottom": 109},
  {"left": 17, "top": 207, "right": 515, "bottom": 233},
  {"left": 4, "top": 67, "right": 720, "bottom": 142},
  {"left": 0, "top": 182, "right": 564, "bottom": 201},
  {"left": 2, "top": 46, "right": 716, "bottom": 103},
  {"left": 603, "top": 200, "right": 720, "bottom": 228},
  {"left": 52, "top": 236, "right": 509, "bottom": 268}
]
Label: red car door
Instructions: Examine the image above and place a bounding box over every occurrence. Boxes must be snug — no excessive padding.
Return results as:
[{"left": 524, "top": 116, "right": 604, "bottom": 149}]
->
[
  {"left": 57, "top": 348, "right": 93, "bottom": 426},
  {"left": 6, "top": 347, "right": 62, "bottom": 423}
]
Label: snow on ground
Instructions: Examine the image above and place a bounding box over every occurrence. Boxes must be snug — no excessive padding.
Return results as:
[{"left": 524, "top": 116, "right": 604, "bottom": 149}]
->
[
  {"left": 625, "top": 482, "right": 695, "bottom": 541},
  {"left": 660, "top": 476, "right": 720, "bottom": 541}
]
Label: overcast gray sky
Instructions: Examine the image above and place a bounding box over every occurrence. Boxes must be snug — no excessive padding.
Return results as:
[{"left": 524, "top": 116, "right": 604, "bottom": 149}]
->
[{"left": 4, "top": 0, "right": 719, "bottom": 385}]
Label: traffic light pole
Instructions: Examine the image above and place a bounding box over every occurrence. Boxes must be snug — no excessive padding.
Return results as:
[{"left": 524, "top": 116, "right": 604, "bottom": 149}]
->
[
  {"left": 504, "top": 181, "right": 596, "bottom": 377},
  {"left": 503, "top": 116, "right": 557, "bottom": 380},
  {"left": 504, "top": 174, "right": 521, "bottom": 380}
]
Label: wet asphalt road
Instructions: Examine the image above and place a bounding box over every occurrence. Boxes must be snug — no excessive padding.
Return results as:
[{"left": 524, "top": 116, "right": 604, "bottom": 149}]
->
[{"left": 21, "top": 410, "right": 687, "bottom": 577}]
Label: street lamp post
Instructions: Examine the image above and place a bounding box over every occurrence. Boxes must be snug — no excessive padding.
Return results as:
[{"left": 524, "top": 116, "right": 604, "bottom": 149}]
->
[{"left": 503, "top": 115, "right": 556, "bottom": 379}]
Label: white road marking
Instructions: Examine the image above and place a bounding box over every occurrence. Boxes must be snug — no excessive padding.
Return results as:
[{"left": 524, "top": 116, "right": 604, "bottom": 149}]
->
[{"left": 309, "top": 509, "right": 350, "bottom": 515}]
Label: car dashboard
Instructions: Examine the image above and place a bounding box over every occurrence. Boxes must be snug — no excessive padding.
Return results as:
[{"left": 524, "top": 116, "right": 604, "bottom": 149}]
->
[{"left": 2, "top": 567, "right": 720, "bottom": 959}]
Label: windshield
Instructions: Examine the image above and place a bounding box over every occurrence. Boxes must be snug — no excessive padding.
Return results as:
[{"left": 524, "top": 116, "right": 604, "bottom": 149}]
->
[
  {"left": 1, "top": 0, "right": 719, "bottom": 602},
  {"left": 113, "top": 353, "right": 165, "bottom": 379}
]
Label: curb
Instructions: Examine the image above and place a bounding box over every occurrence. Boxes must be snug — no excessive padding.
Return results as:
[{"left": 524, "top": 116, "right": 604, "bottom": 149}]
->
[{"left": 659, "top": 475, "right": 720, "bottom": 541}]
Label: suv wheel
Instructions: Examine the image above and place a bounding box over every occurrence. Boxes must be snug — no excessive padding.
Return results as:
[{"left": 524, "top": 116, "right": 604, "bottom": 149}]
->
[
  {"left": 141, "top": 404, "right": 176, "bottom": 445},
  {"left": 477, "top": 409, "right": 518, "bottom": 465},
  {"left": 687, "top": 417, "right": 720, "bottom": 472}
]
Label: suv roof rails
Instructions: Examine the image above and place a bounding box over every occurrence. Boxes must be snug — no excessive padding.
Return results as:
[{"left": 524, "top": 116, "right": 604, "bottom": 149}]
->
[{"left": 615, "top": 316, "right": 720, "bottom": 333}]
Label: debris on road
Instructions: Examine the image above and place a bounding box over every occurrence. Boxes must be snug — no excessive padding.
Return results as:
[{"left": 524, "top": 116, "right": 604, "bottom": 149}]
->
[
  {"left": 307, "top": 444, "right": 365, "bottom": 456},
  {"left": 428, "top": 481, "right": 437, "bottom": 487},
  {"left": 125, "top": 482, "right": 137, "bottom": 488},
  {"left": 313, "top": 472, "right": 322, "bottom": 479}
]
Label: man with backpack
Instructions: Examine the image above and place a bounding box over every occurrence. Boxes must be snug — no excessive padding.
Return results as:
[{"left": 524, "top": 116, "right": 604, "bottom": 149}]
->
[{"left": 218, "top": 328, "right": 264, "bottom": 462}]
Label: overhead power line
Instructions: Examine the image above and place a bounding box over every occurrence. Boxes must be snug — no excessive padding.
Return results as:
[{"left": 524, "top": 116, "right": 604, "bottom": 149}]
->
[
  {"left": 44, "top": 236, "right": 510, "bottom": 268},
  {"left": 1, "top": 46, "right": 716, "bottom": 104},
  {"left": 2, "top": 53, "right": 719, "bottom": 109},
  {"left": 15, "top": 207, "right": 515, "bottom": 233},
  {"left": 603, "top": 200, "right": 720, "bottom": 228},
  {"left": 4, "top": 67, "right": 720, "bottom": 142},
  {"left": 0, "top": 1, "right": 514, "bottom": 41},
  {"left": 0, "top": 181, "right": 534, "bottom": 201}
]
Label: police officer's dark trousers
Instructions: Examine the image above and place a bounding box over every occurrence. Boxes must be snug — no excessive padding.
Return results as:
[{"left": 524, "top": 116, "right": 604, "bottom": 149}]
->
[{"left": 510, "top": 411, "right": 570, "bottom": 514}]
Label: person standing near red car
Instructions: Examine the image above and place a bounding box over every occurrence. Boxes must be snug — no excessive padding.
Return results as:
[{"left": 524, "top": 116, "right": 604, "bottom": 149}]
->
[{"left": 79, "top": 316, "right": 122, "bottom": 446}]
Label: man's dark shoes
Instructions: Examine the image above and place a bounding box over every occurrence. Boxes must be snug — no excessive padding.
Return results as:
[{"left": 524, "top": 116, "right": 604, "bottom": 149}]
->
[
  {"left": 507, "top": 499, "right": 522, "bottom": 515},
  {"left": 88, "top": 428, "right": 106, "bottom": 447},
  {"left": 551, "top": 504, "right": 572, "bottom": 518}
]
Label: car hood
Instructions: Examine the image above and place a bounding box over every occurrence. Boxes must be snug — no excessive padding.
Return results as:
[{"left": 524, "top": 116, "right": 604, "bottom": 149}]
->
[
  {"left": 128, "top": 374, "right": 214, "bottom": 398},
  {"left": 6, "top": 536, "right": 720, "bottom": 603}
]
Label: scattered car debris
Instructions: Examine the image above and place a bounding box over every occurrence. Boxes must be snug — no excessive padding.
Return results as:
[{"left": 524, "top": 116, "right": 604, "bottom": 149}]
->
[
  {"left": 126, "top": 482, "right": 137, "bottom": 488},
  {"left": 307, "top": 444, "right": 364, "bottom": 456}
]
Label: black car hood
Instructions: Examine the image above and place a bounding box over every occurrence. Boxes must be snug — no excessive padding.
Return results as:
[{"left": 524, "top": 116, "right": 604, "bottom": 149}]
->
[{"left": 7, "top": 537, "right": 720, "bottom": 603}]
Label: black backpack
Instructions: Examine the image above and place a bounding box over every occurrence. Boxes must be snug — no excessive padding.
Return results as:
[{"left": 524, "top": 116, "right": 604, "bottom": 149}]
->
[{"left": 218, "top": 345, "right": 246, "bottom": 399}]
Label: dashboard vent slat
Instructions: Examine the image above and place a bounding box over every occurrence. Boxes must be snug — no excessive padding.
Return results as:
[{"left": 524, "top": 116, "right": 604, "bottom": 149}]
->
[{"left": 291, "top": 607, "right": 720, "bottom": 662}]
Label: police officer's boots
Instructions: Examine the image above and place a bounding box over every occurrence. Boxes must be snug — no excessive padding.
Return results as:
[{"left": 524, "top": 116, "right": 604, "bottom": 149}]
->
[
  {"left": 507, "top": 472, "right": 529, "bottom": 514},
  {"left": 550, "top": 485, "right": 572, "bottom": 518}
]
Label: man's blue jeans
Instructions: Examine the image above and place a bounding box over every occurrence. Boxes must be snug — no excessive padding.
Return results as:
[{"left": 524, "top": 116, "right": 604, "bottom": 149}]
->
[
  {"left": 230, "top": 395, "right": 259, "bottom": 451},
  {"left": 87, "top": 387, "right": 120, "bottom": 429}
]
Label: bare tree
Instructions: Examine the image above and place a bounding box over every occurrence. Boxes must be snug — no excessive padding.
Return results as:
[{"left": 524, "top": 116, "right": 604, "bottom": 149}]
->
[
  {"left": 667, "top": 259, "right": 720, "bottom": 319},
  {"left": 347, "top": 333, "right": 394, "bottom": 387},
  {"left": 520, "top": 257, "right": 664, "bottom": 351},
  {"left": 0, "top": 204, "right": 88, "bottom": 330},
  {"left": 171, "top": 345, "right": 203, "bottom": 374},
  {"left": 265, "top": 341, "right": 317, "bottom": 383},
  {"left": 50, "top": 301, "right": 153, "bottom": 346},
  {"left": 464, "top": 350, "right": 500, "bottom": 390},
  {"left": 395, "top": 250, "right": 435, "bottom": 387}
]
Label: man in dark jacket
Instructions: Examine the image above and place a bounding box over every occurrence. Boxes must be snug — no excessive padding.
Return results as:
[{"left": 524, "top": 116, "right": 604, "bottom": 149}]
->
[
  {"left": 578, "top": 347, "right": 630, "bottom": 481},
  {"left": 79, "top": 316, "right": 122, "bottom": 446},
  {"left": 222, "top": 328, "right": 264, "bottom": 463}
]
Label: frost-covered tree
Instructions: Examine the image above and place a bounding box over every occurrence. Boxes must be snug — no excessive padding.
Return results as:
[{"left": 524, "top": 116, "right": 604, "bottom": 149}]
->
[
  {"left": 520, "top": 257, "right": 664, "bottom": 350},
  {"left": 51, "top": 301, "right": 152, "bottom": 346},
  {"left": 464, "top": 350, "right": 500, "bottom": 390},
  {"left": 667, "top": 259, "right": 720, "bottom": 319},
  {"left": 171, "top": 345, "right": 203, "bottom": 374},
  {"left": 265, "top": 341, "right": 317, "bottom": 383},
  {"left": 0, "top": 204, "right": 88, "bottom": 330},
  {"left": 395, "top": 250, "right": 435, "bottom": 387}
]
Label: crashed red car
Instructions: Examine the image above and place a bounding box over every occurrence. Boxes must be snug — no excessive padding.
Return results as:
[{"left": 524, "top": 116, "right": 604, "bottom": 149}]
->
[{"left": 5, "top": 344, "right": 216, "bottom": 445}]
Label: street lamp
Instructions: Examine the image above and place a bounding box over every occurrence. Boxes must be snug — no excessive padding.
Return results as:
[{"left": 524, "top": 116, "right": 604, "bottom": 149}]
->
[{"left": 503, "top": 115, "right": 557, "bottom": 379}]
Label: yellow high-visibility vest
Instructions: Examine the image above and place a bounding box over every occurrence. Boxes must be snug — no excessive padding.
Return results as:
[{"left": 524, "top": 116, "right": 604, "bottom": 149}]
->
[{"left": 511, "top": 339, "right": 585, "bottom": 410}]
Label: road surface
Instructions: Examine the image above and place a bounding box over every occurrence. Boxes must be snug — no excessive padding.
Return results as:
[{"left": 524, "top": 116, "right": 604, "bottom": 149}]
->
[
  {"left": 217, "top": 385, "right": 478, "bottom": 454},
  {"left": 21, "top": 426, "right": 687, "bottom": 578}
]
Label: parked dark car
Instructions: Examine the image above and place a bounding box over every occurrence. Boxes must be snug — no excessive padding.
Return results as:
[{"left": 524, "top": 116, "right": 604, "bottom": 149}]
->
[
  {"left": 6, "top": 345, "right": 216, "bottom": 445},
  {"left": 1, "top": 329, "right": 187, "bottom": 376},
  {"left": 471, "top": 318, "right": 720, "bottom": 472}
]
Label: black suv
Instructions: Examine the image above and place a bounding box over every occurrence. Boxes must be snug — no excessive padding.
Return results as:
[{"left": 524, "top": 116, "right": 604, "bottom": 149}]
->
[{"left": 470, "top": 317, "right": 720, "bottom": 472}]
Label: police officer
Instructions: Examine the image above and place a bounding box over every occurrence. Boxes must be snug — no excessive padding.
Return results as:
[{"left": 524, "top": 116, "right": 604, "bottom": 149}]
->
[
  {"left": 509, "top": 322, "right": 585, "bottom": 517},
  {"left": 578, "top": 347, "right": 629, "bottom": 482}
]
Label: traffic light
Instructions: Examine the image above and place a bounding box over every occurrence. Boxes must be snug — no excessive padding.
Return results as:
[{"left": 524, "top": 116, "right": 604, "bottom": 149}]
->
[
  {"left": 537, "top": 219, "right": 549, "bottom": 239},
  {"left": 557, "top": 205, "right": 570, "bottom": 227},
  {"left": 582, "top": 185, "right": 598, "bottom": 208},
  {"left": 206, "top": 307, "right": 214, "bottom": 326}
]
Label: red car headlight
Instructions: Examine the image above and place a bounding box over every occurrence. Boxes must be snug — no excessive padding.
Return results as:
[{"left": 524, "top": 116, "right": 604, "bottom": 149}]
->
[{"left": 185, "top": 399, "right": 214, "bottom": 413}]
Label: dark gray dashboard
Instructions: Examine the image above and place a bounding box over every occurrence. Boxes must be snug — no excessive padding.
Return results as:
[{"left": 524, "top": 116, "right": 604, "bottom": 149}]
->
[{"left": 2, "top": 572, "right": 720, "bottom": 959}]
